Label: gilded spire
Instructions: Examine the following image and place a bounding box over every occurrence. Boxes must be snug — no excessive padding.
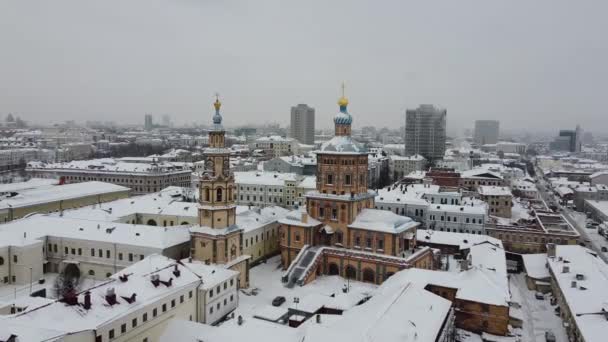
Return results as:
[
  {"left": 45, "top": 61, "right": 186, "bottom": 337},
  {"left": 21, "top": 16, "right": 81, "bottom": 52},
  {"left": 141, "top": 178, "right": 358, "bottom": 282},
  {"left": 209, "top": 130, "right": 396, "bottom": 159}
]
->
[{"left": 337, "top": 82, "right": 349, "bottom": 109}]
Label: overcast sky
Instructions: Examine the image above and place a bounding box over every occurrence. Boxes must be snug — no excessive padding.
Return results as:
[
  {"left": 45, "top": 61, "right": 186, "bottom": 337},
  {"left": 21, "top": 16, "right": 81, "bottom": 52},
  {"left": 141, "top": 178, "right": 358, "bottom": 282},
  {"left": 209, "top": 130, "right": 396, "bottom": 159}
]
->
[{"left": 1, "top": 0, "right": 606, "bottom": 133}]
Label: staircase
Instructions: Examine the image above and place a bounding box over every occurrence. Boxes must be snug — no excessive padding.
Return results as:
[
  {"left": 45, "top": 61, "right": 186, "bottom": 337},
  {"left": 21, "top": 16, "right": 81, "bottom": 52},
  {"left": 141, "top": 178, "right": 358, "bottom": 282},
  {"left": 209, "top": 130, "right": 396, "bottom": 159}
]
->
[{"left": 282, "top": 246, "right": 320, "bottom": 288}]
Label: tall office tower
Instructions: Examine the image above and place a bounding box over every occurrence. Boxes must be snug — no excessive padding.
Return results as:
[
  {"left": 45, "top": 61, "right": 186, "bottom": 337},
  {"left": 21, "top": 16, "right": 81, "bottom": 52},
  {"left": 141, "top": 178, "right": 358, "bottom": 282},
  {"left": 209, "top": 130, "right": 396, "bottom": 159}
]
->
[
  {"left": 144, "top": 114, "right": 153, "bottom": 130},
  {"left": 405, "top": 104, "right": 447, "bottom": 162},
  {"left": 290, "top": 104, "right": 315, "bottom": 145},
  {"left": 473, "top": 120, "right": 500, "bottom": 146},
  {"left": 550, "top": 125, "right": 582, "bottom": 152}
]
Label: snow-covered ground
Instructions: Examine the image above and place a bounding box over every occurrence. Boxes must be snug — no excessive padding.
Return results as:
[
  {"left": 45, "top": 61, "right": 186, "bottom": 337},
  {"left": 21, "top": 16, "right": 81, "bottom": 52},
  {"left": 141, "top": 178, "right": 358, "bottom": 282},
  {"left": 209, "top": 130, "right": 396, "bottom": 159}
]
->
[
  {"left": 233, "top": 256, "right": 377, "bottom": 319},
  {"left": 510, "top": 273, "right": 567, "bottom": 342}
]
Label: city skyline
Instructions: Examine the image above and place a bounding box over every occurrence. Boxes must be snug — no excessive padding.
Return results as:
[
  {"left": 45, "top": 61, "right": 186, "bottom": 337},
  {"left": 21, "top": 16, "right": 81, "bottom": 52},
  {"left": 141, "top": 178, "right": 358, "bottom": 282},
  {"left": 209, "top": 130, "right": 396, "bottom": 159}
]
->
[{"left": 1, "top": 0, "right": 607, "bottom": 132}]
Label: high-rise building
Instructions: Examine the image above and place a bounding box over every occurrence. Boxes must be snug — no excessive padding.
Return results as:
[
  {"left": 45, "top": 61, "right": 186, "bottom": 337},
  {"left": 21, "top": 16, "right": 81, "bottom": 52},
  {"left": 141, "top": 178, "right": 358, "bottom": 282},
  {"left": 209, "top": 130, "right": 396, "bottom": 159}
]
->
[
  {"left": 290, "top": 104, "right": 315, "bottom": 145},
  {"left": 144, "top": 114, "right": 153, "bottom": 130},
  {"left": 550, "top": 125, "right": 582, "bottom": 152},
  {"left": 473, "top": 120, "right": 500, "bottom": 146},
  {"left": 405, "top": 104, "right": 447, "bottom": 162}
]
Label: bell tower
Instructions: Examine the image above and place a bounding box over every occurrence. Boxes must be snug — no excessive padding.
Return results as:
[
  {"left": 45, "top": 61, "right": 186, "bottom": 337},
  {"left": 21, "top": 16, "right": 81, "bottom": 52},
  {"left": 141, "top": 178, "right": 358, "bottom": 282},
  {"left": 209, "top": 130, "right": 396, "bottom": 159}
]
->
[{"left": 198, "top": 94, "right": 237, "bottom": 228}]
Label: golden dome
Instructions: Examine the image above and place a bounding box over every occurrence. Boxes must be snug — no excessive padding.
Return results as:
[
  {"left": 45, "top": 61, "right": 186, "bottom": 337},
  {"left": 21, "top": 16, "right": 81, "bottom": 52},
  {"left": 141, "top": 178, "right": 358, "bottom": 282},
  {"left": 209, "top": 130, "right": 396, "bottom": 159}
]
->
[
  {"left": 338, "top": 82, "right": 348, "bottom": 107},
  {"left": 213, "top": 95, "right": 221, "bottom": 111}
]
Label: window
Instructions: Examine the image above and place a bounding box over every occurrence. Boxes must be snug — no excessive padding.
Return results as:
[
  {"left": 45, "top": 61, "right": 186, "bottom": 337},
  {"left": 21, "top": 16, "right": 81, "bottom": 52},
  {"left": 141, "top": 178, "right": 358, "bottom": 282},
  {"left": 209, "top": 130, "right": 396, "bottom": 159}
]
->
[
  {"left": 78, "top": 248, "right": 82, "bottom": 255},
  {"left": 88, "top": 270, "right": 95, "bottom": 276},
  {"left": 230, "top": 279, "right": 234, "bottom": 287},
  {"left": 109, "top": 329, "right": 115, "bottom": 340},
  {"left": 180, "top": 295, "right": 184, "bottom": 303},
  {"left": 0, "top": 257, "right": 3, "bottom": 265},
  {"left": 13, "top": 255, "right": 17, "bottom": 263},
  {"left": 224, "top": 282, "right": 227, "bottom": 290},
  {"left": 210, "top": 307, "right": 213, "bottom": 314},
  {"left": 153, "top": 308, "right": 158, "bottom": 317},
  {"left": 64, "top": 247, "right": 69, "bottom": 255},
  {"left": 106, "top": 250, "right": 111, "bottom": 258},
  {"left": 171, "top": 299, "right": 176, "bottom": 308},
  {"left": 71, "top": 248, "right": 76, "bottom": 255},
  {"left": 331, "top": 208, "right": 337, "bottom": 220},
  {"left": 128, "top": 253, "right": 133, "bottom": 262},
  {"left": 143, "top": 313, "right": 148, "bottom": 322},
  {"left": 119, "top": 253, "right": 123, "bottom": 261},
  {"left": 121, "top": 323, "right": 126, "bottom": 333},
  {"left": 319, "top": 207, "right": 325, "bottom": 218},
  {"left": 91, "top": 248, "right": 95, "bottom": 256},
  {"left": 377, "top": 238, "right": 384, "bottom": 250},
  {"left": 162, "top": 303, "right": 167, "bottom": 312},
  {"left": 132, "top": 318, "right": 137, "bottom": 328},
  {"left": 366, "top": 234, "right": 372, "bottom": 248},
  {"left": 345, "top": 174, "right": 351, "bottom": 185},
  {"left": 326, "top": 174, "right": 333, "bottom": 185},
  {"left": 210, "top": 289, "right": 214, "bottom": 297}
]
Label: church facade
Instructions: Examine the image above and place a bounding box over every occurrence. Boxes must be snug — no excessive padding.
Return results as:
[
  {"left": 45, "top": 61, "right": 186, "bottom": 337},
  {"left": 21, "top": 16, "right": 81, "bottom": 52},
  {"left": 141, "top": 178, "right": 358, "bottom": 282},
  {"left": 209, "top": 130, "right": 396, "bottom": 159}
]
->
[{"left": 279, "top": 88, "right": 434, "bottom": 286}]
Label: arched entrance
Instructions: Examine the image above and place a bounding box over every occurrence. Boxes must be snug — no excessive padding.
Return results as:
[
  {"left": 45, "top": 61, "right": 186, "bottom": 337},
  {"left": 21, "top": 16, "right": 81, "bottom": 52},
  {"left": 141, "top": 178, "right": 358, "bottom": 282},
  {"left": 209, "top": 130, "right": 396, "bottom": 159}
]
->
[
  {"left": 362, "top": 268, "right": 375, "bottom": 283},
  {"left": 146, "top": 219, "right": 157, "bottom": 226},
  {"left": 345, "top": 265, "right": 357, "bottom": 280},
  {"left": 328, "top": 263, "right": 340, "bottom": 276},
  {"left": 64, "top": 263, "right": 81, "bottom": 279}
]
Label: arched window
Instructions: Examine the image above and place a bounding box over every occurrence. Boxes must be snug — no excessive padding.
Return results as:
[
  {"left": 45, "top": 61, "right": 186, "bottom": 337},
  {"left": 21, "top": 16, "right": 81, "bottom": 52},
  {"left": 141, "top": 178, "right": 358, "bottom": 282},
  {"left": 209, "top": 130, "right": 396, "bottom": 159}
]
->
[
  {"left": 88, "top": 270, "right": 95, "bottom": 276},
  {"left": 105, "top": 272, "right": 112, "bottom": 278},
  {"left": 0, "top": 257, "right": 4, "bottom": 266},
  {"left": 147, "top": 219, "right": 157, "bottom": 226},
  {"left": 328, "top": 263, "right": 340, "bottom": 275},
  {"left": 216, "top": 188, "right": 223, "bottom": 202},
  {"left": 204, "top": 188, "right": 210, "bottom": 202}
]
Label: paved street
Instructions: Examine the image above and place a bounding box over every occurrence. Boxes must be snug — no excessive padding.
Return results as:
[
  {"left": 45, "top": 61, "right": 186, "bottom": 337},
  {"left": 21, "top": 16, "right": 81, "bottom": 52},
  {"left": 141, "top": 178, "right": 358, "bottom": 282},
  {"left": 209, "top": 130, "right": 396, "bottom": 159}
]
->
[{"left": 534, "top": 169, "right": 608, "bottom": 263}]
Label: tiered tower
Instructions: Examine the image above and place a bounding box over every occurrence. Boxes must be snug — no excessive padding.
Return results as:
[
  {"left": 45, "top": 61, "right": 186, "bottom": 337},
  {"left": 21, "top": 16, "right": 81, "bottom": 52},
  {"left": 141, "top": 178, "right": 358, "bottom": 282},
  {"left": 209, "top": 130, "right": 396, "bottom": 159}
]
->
[
  {"left": 191, "top": 95, "right": 249, "bottom": 288},
  {"left": 198, "top": 95, "right": 237, "bottom": 228}
]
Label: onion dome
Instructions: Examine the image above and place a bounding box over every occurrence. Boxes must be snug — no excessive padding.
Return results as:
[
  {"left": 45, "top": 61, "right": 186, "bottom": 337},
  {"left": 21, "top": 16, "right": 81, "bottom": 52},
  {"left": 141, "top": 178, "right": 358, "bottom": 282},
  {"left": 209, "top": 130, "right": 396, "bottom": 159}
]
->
[{"left": 333, "top": 84, "right": 353, "bottom": 125}]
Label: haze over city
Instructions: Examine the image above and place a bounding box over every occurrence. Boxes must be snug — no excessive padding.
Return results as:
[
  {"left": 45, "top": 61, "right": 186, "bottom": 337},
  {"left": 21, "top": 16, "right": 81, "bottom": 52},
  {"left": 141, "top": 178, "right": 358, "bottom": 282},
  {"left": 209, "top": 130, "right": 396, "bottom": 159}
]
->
[{"left": 1, "top": 0, "right": 607, "bottom": 133}]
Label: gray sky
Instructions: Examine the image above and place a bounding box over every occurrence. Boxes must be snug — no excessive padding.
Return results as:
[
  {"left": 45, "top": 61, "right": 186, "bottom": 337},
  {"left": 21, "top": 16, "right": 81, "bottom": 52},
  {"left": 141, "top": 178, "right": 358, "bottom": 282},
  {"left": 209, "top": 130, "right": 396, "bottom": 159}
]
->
[{"left": 1, "top": 0, "right": 607, "bottom": 133}]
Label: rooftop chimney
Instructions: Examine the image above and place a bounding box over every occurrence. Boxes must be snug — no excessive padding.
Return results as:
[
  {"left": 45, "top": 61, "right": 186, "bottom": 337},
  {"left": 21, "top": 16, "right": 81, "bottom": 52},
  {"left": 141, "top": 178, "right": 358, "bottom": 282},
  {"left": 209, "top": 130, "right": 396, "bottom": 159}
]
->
[
  {"left": 119, "top": 274, "right": 129, "bottom": 282},
  {"left": 301, "top": 212, "right": 308, "bottom": 224},
  {"left": 173, "top": 264, "right": 181, "bottom": 278},
  {"left": 105, "top": 287, "right": 117, "bottom": 305},
  {"left": 563, "top": 265, "right": 570, "bottom": 273},
  {"left": 150, "top": 274, "right": 160, "bottom": 287},
  {"left": 571, "top": 280, "right": 577, "bottom": 288},
  {"left": 83, "top": 291, "right": 91, "bottom": 310}
]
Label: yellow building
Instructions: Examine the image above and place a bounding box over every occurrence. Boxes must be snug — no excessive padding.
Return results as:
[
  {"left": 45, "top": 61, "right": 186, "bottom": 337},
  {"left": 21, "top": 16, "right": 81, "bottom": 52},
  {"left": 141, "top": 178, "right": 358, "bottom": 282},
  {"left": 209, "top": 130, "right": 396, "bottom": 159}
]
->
[{"left": 190, "top": 96, "right": 250, "bottom": 288}]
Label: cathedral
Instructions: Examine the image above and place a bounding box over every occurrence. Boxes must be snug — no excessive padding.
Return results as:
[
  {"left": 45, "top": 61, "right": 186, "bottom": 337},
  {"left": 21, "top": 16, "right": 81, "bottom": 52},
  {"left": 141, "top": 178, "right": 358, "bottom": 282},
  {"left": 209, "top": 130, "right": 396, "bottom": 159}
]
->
[
  {"left": 280, "top": 87, "right": 434, "bottom": 286},
  {"left": 190, "top": 96, "right": 250, "bottom": 288}
]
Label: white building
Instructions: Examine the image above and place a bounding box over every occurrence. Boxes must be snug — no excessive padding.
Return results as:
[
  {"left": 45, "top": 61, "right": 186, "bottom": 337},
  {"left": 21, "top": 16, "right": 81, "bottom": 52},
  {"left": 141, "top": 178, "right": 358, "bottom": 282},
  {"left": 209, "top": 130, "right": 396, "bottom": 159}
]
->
[
  {"left": 2, "top": 254, "right": 239, "bottom": 342},
  {"left": 0, "top": 215, "right": 191, "bottom": 284},
  {"left": 26, "top": 158, "right": 192, "bottom": 194},
  {"left": 235, "top": 171, "right": 315, "bottom": 208},
  {"left": 253, "top": 136, "right": 297, "bottom": 158},
  {"left": 388, "top": 154, "right": 425, "bottom": 181}
]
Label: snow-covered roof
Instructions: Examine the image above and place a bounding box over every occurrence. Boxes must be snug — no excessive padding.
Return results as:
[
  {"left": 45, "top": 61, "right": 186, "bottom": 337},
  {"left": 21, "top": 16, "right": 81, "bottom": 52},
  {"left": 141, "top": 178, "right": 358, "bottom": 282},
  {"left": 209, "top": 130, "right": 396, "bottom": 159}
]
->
[
  {"left": 318, "top": 136, "right": 366, "bottom": 154},
  {"left": 478, "top": 186, "right": 512, "bottom": 197},
  {"left": 521, "top": 253, "right": 550, "bottom": 279},
  {"left": 235, "top": 171, "right": 298, "bottom": 186},
  {"left": 278, "top": 209, "right": 322, "bottom": 228},
  {"left": 389, "top": 154, "right": 425, "bottom": 161},
  {"left": 417, "top": 230, "right": 502, "bottom": 250},
  {"left": 236, "top": 206, "right": 290, "bottom": 233},
  {"left": 428, "top": 203, "right": 487, "bottom": 215},
  {"left": 0, "top": 215, "right": 190, "bottom": 249},
  {"left": 27, "top": 158, "right": 191, "bottom": 174},
  {"left": 7, "top": 255, "right": 236, "bottom": 335},
  {"left": 349, "top": 209, "right": 419, "bottom": 234},
  {"left": 0, "top": 178, "right": 58, "bottom": 193},
  {"left": 547, "top": 246, "right": 608, "bottom": 342},
  {"left": 0, "top": 181, "right": 130, "bottom": 210}
]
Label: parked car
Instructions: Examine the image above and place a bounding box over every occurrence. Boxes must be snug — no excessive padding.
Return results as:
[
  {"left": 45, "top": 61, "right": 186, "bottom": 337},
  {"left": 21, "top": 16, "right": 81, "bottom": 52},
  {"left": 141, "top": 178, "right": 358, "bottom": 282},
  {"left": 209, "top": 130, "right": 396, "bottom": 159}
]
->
[
  {"left": 545, "top": 331, "right": 556, "bottom": 342},
  {"left": 272, "top": 296, "right": 286, "bottom": 307},
  {"left": 535, "top": 292, "right": 544, "bottom": 300}
]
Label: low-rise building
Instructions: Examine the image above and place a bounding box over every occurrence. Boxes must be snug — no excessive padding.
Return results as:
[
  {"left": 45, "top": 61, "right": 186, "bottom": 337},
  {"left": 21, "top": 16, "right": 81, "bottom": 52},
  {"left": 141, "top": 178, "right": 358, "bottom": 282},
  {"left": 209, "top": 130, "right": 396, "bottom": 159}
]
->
[
  {"left": 460, "top": 168, "right": 505, "bottom": 191},
  {"left": 478, "top": 186, "right": 512, "bottom": 218},
  {"left": 388, "top": 154, "right": 425, "bottom": 182},
  {"left": 254, "top": 136, "right": 297, "bottom": 158},
  {"left": 0, "top": 181, "right": 130, "bottom": 223},
  {"left": 547, "top": 245, "right": 608, "bottom": 342},
  {"left": 573, "top": 184, "right": 608, "bottom": 211},
  {"left": 485, "top": 212, "right": 580, "bottom": 254},
  {"left": 26, "top": 158, "right": 192, "bottom": 195},
  {"left": 2, "top": 254, "right": 239, "bottom": 341},
  {"left": 235, "top": 171, "right": 315, "bottom": 209}
]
